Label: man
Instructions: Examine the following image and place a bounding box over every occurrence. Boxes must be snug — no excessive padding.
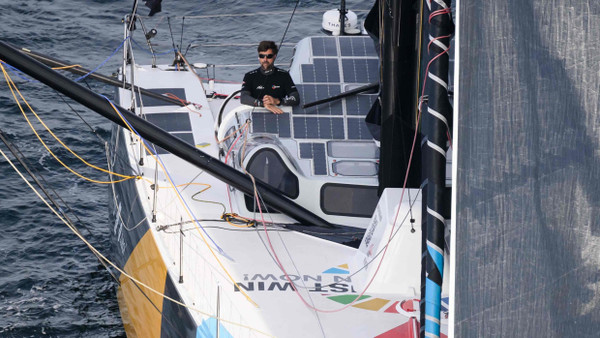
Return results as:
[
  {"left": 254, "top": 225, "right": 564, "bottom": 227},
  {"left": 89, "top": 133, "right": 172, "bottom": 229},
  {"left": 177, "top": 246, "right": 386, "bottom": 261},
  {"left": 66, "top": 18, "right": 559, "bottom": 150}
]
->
[{"left": 240, "top": 41, "right": 300, "bottom": 114}]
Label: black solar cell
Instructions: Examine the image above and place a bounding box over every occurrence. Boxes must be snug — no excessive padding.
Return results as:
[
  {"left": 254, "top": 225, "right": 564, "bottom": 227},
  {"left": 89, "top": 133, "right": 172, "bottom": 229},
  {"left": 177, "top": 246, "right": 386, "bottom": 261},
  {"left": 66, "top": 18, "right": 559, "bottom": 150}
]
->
[
  {"left": 145, "top": 112, "right": 192, "bottom": 132},
  {"left": 251, "top": 113, "right": 291, "bottom": 138},
  {"left": 299, "top": 143, "right": 313, "bottom": 159},
  {"left": 312, "top": 143, "right": 327, "bottom": 175},
  {"left": 313, "top": 59, "right": 340, "bottom": 83},
  {"left": 293, "top": 84, "right": 343, "bottom": 115},
  {"left": 345, "top": 94, "right": 377, "bottom": 116},
  {"left": 341, "top": 59, "right": 379, "bottom": 83},
  {"left": 311, "top": 37, "right": 338, "bottom": 57},
  {"left": 293, "top": 117, "right": 344, "bottom": 139},
  {"left": 136, "top": 88, "right": 186, "bottom": 107},
  {"left": 347, "top": 117, "right": 372, "bottom": 140},
  {"left": 339, "top": 36, "right": 378, "bottom": 57}
]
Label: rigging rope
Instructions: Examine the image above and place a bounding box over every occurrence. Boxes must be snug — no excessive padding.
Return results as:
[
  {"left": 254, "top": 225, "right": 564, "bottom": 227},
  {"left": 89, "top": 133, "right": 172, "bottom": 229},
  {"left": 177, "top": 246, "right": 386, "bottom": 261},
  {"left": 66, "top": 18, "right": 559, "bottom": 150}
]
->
[
  {"left": 73, "top": 37, "right": 129, "bottom": 82},
  {"left": 278, "top": 0, "right": 301, "bottom": 50},
  {"left": 0, "top": 146, "right": 273, "bottom": 337},
  {"left": 182, "top": 9, "right": 370, "bottom": 20},
  {"left": 1, "top": 64, "right": 139, "bottom": 184},
  {"left": 51, "top": 64, "right": 82, "bottom": 70},
  {"left": 104, "top": 96, "right": 258, "bottom": 307},
  {"left": 130, "top": 37, "right": 177, "bottom": 56}
]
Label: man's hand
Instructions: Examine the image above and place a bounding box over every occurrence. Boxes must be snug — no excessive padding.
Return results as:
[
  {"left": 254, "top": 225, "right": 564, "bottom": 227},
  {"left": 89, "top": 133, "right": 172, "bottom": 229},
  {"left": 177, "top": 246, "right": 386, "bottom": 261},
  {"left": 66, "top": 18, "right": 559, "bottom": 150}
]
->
[
  {"left": 263, "top": 95, "right": 281, "bottom": 106},
  {"left": 265, "top": 104, "right": 284, "bottom": 115}
]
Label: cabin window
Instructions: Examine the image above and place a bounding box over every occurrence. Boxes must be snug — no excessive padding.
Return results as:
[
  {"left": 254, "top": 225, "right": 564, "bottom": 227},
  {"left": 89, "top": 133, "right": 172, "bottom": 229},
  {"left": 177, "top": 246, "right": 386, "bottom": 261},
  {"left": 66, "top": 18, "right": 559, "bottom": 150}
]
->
[
  {"left": 320, "top": 184, "right": 378, "bottom": 218},
  {"left": 244, "top": 148, "right": 299, "bottom": 212}
]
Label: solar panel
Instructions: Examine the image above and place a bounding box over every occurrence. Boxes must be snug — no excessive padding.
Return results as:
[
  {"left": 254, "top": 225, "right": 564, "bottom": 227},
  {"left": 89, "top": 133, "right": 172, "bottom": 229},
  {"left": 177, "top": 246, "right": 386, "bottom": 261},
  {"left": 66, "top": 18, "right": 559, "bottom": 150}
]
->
[
  {"left": 299, "top": 143, "right": 313, "bottom": 159},
  {"left": 298, "top": 143, "right": 328, "bottom": 175},
  {"left": 251, "top": 113, "right": 291, "bottom": 138},
  {"left": 345, "top": 94, "right": 377, "bottom": 116},
  {"left": 302, "top": 58, "right": 340, "bottom": 83},
  {"left": 293, "top": 117, "right": 344, "bottom": 139},
  {"left": 246, "top": 36, "right": 381, "bottom": 177},
  {"left": 312, "top": 143, "right": 327, "bottom": 175},
  {"left": 311, "top": 37, "right": 338, "bottom": 57},
  {"left": 293, "top": 84, "right": 343, "bottom": 115},
  {"left": 341, "top": 59, "right": 379, "bottom": 83},
  {"left": 347, "top": 117, "right": 372, "bottom": 140},
  {"left": 339, "top": 36, "right": 378, "bottom": 57},
  {"left": 145, "top": 112, "right": 192, "bottom": 132},
  {"left": 136, "top": 88, "right": 186, "bottom": 107},
  {"left": 301, "top": 65, "right": 316, "bottom": 82}
]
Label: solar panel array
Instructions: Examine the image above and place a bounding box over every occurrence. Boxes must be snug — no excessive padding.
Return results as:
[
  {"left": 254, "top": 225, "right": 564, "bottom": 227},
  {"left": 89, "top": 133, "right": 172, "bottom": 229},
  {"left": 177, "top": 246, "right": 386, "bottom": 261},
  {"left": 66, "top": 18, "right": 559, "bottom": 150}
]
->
[
  {"left": 299, "top": 142, "right": 327, "bottom": 175},
  {"left": 142, "top": 88, "right": 194, "bottom": 155},
  {"left": 136, "top": 88, "right": 186, "bottom": 107},
  {"left": 251, "top": 36, "right": 379, "bottom": 176}
]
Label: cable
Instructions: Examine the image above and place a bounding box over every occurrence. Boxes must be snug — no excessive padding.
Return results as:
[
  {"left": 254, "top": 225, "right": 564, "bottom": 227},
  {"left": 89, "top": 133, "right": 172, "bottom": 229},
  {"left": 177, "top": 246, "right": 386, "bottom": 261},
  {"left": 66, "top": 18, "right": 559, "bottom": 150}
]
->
[
  {"left": 0, "top": 60, "right": 39, "bottom": 83},
  {"left": 278, "top": 0, "right": 301, "bottom": 50},
  {"left": 0, "top": 145, "right": 273, "bottom": 337},
  {"left": 103, "top": 96, "right": 258, "bottom": 307},
  {"left": 1, "top": 64, "right": 139, "bottom": 184},
  {"left": 130, "top": 37, "right": 177, "bottom": 56},
  {"left": 74, "top": 37, "right": 129, "bottom": 82}
]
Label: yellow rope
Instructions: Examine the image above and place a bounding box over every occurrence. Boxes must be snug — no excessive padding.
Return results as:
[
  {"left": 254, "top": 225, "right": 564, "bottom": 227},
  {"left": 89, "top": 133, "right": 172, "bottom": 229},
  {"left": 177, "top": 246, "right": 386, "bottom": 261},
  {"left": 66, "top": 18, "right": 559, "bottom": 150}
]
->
[
  {"left": 10, "top": 73, "right": 135, "bottom": 179},
  {"left": 1, "top": 61, "right": 262, "bottom": 321},
  {"left": 0, "top": 146, "right": 273, "bottom": 338},
  {"left": 107, "top": 100, "right": 259, "bottom": 307},
  {"left": 223, "top": 213, "right": 255, "bottom": 228},
  {"left": 51, "top": 64, "right": 82, "bottom": 70},
  {"left": 1, "top": 64, "right": 139, "bottom": 184}
]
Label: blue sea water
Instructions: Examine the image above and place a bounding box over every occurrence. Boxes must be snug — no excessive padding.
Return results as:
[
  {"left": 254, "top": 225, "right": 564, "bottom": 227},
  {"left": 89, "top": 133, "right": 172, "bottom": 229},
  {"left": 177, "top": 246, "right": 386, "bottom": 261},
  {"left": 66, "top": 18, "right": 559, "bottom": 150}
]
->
[{"left": 0, "top": 0, "right": 368, "bottom": 336}]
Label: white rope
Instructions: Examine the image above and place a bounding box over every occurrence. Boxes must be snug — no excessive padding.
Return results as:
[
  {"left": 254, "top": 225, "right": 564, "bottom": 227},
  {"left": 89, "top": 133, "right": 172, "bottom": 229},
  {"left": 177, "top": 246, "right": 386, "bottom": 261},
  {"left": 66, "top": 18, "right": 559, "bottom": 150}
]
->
[{"left": 0, "top": 146, "right": 274, "bottom": 337}]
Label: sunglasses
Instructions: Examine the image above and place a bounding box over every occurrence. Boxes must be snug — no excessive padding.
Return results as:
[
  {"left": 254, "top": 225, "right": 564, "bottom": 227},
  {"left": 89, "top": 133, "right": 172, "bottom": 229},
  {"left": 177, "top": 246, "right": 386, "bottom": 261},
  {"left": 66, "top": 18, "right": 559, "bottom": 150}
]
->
[{"left": 258, "top": 53, "right": 275, "bottom": 59}]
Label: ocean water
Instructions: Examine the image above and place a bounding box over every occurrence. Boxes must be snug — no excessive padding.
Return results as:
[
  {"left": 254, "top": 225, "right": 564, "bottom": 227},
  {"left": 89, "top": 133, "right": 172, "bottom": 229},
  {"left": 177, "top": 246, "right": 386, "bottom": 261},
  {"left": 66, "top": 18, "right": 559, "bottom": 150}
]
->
[{"left": 0, "top": 0, "right": 369, "bottom": 336}]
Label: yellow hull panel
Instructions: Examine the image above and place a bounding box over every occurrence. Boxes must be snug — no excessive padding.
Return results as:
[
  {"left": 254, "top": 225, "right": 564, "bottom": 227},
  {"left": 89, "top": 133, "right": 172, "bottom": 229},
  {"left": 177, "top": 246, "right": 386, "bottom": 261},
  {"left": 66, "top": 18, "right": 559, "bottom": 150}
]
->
[{"left": 118, "top": 230, "right": 168, "bottom": 337}]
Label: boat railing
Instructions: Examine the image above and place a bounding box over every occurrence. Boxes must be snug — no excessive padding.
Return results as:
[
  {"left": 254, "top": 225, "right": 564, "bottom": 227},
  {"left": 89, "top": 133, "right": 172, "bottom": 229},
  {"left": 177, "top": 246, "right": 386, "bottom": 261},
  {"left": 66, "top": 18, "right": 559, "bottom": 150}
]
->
[{"left": 216, "top": 104, "right": 293, "bottom": 155}]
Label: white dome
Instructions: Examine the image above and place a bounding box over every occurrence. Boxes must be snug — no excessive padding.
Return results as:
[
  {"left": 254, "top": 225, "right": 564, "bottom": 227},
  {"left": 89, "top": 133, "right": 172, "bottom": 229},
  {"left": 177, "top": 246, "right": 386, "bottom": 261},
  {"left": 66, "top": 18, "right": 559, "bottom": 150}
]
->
[{"left": 322, "top": 9, "right": 361, "bottom": 35}]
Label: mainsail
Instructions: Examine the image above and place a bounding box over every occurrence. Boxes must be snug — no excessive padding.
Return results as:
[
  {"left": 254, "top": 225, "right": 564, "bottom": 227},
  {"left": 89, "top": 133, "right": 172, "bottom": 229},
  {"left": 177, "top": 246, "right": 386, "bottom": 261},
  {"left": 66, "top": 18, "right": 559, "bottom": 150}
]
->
[{"left": 455, "top": 1, "right": 600, "bottom": 336}]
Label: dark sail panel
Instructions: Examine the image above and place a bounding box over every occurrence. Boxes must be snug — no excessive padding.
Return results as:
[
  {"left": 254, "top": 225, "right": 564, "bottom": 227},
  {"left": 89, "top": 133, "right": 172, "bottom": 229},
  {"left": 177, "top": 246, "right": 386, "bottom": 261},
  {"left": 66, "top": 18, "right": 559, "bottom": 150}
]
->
[{"left": 456, "top": 1, "right": 600, "bottom": 336}]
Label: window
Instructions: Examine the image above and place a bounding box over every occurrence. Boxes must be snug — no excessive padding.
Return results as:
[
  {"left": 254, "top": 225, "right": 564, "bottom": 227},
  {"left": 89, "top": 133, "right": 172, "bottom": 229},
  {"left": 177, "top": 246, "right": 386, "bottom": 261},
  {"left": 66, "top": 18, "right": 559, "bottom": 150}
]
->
[
  {"left": 244, "top": 149, "right": 299, "bottom": 212},
  {"left": 320, "top": 184, "right": 378, "bottom": 217}
]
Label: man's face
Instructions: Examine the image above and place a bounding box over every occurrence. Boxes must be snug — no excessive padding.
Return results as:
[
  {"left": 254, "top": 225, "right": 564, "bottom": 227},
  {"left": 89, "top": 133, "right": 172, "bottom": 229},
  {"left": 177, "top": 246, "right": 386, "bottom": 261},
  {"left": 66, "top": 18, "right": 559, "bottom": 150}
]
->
[{"left": 259, "top": 48, "right": 276, "bottom": 70}]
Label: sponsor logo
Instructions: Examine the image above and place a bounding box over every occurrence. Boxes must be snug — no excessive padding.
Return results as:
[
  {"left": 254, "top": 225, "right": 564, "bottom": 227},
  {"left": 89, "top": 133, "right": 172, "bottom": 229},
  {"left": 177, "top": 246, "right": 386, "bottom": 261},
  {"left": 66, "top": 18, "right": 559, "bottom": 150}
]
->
[
  {"left": 235, "top": 264, "right": 353, "bottom": 293},
  {"left": 234, "top": 273, "right": 355, "bottom": 293},
  {"left": 272, "top": 85, "right": 280, "bottom": 89},
  {"left": 256, "top": 85, "right": 264, "bottom": 90}
]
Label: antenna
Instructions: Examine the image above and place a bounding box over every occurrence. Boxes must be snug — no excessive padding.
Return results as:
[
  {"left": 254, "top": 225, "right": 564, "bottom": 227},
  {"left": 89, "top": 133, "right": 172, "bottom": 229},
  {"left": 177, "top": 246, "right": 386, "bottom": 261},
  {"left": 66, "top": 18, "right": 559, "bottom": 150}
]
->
[{"left": 339, "top": 0, "right": 347, "bottom": 36}]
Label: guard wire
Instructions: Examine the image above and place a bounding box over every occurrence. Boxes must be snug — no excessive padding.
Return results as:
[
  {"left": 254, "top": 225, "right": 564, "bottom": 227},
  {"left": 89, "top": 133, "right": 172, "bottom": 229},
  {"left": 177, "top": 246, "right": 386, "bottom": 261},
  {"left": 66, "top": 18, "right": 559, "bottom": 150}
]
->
[
  {"left": 0, "top": 132, "right": 273, "bottom": 338},
  {"left": 278, "top": 0, "right": 301, "bottom": 50},
  {"left": 1, "top": 63, "right": 139, "bottom": 184},
  {"left": 0, "top": 131, "right": 120, "bottom": 283}
]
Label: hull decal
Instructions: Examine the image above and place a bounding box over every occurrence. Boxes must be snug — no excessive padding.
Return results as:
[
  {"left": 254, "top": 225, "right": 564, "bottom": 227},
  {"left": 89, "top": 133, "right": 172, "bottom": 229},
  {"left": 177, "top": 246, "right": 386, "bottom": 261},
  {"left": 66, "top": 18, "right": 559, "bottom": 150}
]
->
[
  {"left": 196, "top": 318, "right": 233, "bottom": 338},
  {"left": 119, "top": 230, "right": 168, "bottom": 337},
  {"left": 160, "top": 273, "right": 197, "bottom": 337}
]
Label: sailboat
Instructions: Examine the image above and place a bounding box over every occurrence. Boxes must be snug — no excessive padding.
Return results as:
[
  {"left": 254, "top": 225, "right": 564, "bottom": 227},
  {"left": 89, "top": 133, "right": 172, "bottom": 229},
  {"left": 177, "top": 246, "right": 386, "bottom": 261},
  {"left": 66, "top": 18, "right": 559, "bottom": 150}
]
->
[{"left": 0, "top": 0, "right": 455, "bottom": 337}]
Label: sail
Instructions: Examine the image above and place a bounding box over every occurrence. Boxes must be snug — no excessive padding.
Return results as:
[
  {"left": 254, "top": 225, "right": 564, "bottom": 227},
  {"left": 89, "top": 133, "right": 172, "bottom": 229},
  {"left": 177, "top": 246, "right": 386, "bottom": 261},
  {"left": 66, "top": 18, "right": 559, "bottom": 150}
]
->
[{"left": 455, "top": 1, "right": 600, "bottom": 336}]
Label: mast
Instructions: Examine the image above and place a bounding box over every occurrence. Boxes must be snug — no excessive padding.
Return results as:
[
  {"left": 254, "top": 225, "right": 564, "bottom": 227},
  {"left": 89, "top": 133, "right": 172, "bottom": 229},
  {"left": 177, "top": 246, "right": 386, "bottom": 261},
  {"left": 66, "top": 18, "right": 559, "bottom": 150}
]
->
[
  {"left": 375, "top": 0, "right": 422, "bottom": 193},
  {"left": 419, "top": 0, "right": 453, "bottom": 337},
  {"left": 0, "top": 41, "right": 332, "bottom": 228},
  {"left": 339, "top": 0, "right": 346, "bottom": 36}
]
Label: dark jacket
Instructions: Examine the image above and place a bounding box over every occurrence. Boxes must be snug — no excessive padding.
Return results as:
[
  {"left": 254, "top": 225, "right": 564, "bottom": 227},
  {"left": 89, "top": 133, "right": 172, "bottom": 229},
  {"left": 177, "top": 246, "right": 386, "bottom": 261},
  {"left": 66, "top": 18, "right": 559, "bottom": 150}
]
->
[{"left": 240, "top": 67, "right": 300, "bottom": 107}]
